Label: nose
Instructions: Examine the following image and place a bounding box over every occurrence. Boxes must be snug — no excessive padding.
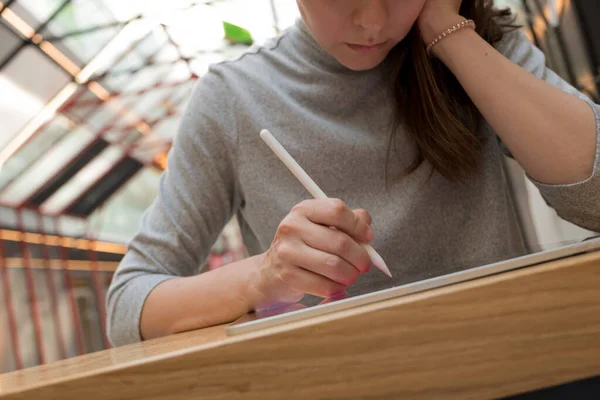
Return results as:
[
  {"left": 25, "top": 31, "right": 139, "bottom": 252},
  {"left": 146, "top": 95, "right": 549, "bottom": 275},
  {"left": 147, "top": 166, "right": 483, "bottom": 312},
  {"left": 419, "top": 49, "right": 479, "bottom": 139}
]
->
[{"left": 353, "top": 0, "right": 387, "bottom": 35}]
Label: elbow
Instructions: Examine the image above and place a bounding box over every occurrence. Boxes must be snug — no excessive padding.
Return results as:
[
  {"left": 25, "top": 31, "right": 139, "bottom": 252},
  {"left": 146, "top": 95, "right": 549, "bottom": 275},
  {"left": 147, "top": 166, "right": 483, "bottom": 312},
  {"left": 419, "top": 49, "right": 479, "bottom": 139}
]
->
[
  {"left": 105, "top": 282, "right": 143, "bottom": 348},
  {"left": 105, "top": 292, "right": 127, "bottom": 348},
  {"left": 105, "top": 316, "right": 128, "bottom": 348}
]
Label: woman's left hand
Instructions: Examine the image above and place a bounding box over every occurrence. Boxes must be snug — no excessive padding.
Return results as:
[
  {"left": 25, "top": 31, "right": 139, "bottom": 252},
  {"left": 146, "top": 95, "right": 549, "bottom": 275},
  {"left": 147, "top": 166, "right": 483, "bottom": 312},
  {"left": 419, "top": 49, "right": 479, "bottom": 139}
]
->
[{"left": 417, "top": 0, "right": 463, "bottom": 44}]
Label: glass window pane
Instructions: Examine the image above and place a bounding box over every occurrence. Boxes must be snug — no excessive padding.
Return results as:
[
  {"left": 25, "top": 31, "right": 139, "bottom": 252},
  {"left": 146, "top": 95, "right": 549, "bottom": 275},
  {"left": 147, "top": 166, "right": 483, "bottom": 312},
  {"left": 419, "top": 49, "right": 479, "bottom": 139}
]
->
[
  {"left": 97, "top": 0, "right": 200, "bottom": 23},
  {"left": 104, "top": 129, "right": 141, "bottom": 147},
  {"left": 130, "top": 134, "right": 170, "bottom": 164},
  {"left": 171, "top": 81, "right": 195, "bottom": 103},
  {"left": 62, "top": 87, "right": 103, "bottom": 121},
  {"left": 2, "top": 44, "right": 72, "bottom": 99},
  {"left": 131, "top": 148, "right": 157, "bottom": 165},
  {"left": 0, "top": 125, "right": 96, "bottom": 207},
  {"left": 68, "top": 156, "right": 143, "bottom": 217},
  {"left": 272, "top": 0, "right": 301, "bottom": 31},
  {"left": 52, "top": 26, "right": 122, "bottom": 67},
  {"left": 190, "top": 52, "right": 230, "bottom": 77},
  {"left": 0, "top": 23, "right": 22, "bottom": 66},
  {"left": 85, "top": 99, "right": 123, "bottom": 131},
  {"left": 163, "top": 61, "right": 191, "bottom": 84},
  {"left": 96, "top": 72, "right": 133, "bottom": 94},
  {"left": 8, "top": 0, "right": 66, "bottom": 30},
  {"left": 161, "top": 4, "right": 227, "bottom": 56},
  {"left": 0, "top": 206, "right": 18, "bottom": 228},
  {"left": 84, "top": 21, "right": 158, "bottom": 80},
  {"left": 140, "top": 81, "right": 192, "bottom": 122},
  {"left": 150, "top": 118, "right": 179, "bottom": 140},
  {"left": 134, "top": 29, "right": 168, "bottom": 61},
  {"left": 39, "top": 0, "right": 118, "bottom": 38},
  {"left": 0, "top": 46, "right": 71, "bottom": 145},
  {"left": 144, "top": 102, "right": 170, "bottom": 122},
  {"left": 129, "top": 87, "right": 171, "bottom": 118},
  {"left": 0, "top": 114, "right": 74, "bottom": 190},
  {"left": 89, "top": 97, "right": 140, "bottom": 132},
  {"left": 87, "top": 166, "right": 161, "bottom": 242},
  {"left": 40, "top": 146, "right": 126, "bottom": 215},
  {"left": 121, "top": 64, "right": 172, "bottom": 94},
  {"left": 54, "top": 214, "right": 87, "bottom": 237},
  {"left": 29, "top": 0, "right": 123, "bottom": 66},
  {"left": 152, "top": 44, "right": 180, "bottom": 64},
  {"left": 110, "top": 51, "right": 146, "bottom": 75}
]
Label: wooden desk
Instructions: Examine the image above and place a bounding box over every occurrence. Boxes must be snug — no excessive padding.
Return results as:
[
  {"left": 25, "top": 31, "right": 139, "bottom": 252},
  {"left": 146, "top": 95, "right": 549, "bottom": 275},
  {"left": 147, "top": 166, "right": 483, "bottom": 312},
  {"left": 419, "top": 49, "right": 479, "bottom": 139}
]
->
[{"left": 1, "top": 251, "right": 600, "bottom": 400}]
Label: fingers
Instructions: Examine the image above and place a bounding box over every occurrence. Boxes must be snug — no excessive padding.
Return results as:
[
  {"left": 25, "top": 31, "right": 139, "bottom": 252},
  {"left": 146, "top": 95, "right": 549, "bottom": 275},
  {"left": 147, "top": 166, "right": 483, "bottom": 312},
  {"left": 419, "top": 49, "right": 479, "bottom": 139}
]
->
[
  {"left": 295, "top": 218, "right": 371, "bottom": 274},
  {"left": 353, "top": 208, "right": 372, "bottom": 227},
  {"left": 262, "top": 199, "right": 375, "bottom": 304},
  {"left": 291, "top": 199, "right": 373, "bottom": 243},
  {"left": 274, "top": 261, "right": 347, "bottom": 299},
  {"left": 276, "top": 238, "right": 362, "bottom": 285}
]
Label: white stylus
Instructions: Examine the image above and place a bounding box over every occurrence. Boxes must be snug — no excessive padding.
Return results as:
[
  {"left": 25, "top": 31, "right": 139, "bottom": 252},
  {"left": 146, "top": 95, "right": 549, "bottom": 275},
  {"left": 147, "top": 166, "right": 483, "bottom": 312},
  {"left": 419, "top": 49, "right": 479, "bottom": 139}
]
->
[{"left": 260, "top": 129, "right": 392, "bottom": 278}]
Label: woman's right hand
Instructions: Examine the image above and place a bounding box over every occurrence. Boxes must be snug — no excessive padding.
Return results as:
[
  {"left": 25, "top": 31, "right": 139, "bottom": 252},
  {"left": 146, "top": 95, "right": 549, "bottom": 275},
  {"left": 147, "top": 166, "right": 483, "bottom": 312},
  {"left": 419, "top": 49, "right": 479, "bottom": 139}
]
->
[{"left": 250, "top": 198, "right": 374, "bottom": 309}]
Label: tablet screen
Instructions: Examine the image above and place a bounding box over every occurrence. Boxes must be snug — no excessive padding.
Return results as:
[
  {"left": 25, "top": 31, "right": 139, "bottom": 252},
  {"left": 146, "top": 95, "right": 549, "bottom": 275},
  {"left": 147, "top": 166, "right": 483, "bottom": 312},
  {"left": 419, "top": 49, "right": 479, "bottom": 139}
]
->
[{"left": 227, "top": 236, "right": 600, "bottom": 335}]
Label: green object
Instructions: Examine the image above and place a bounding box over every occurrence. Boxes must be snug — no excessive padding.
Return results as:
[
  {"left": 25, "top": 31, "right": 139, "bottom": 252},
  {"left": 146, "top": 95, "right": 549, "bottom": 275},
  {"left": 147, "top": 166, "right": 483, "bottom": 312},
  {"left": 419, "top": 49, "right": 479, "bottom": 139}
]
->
[{"left": 223, "top": 21, "right": 253, "bottom": 45}]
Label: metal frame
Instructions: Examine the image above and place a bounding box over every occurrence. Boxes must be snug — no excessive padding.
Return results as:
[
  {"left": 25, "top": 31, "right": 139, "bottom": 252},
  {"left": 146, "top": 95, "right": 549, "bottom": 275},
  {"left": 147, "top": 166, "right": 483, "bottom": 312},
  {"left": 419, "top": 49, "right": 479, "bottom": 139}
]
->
[
  {"left": 36, "top": 213, "right": 68, "bottom": 361},
  {"left": 35, "top": 77, "right": 193, "bottom": 217},
  {"left": 53, "top": 217, "right": 86, "bottom": 356},
  {"left": 84, "top": 221, "right": 110, "bottom": 350},
  {"left": 0, "top": 25, "right": 192, "bottom": 215},
  {"left": 0, "top": 87, "right": 94, "bottom": 196},
  {"left": 15, "top": 208, "right": 46, "bottom": 365},
  {"left": 0, "top": 28, "right": 155, "bottom": 171},
  {"left": 0, "top": 0, "right": 284, "bottom": 219},
  {"left": 0, "top": 228, "right": 127, "bottom": 254},
  {"left": 0, "top": 0, "right": 74, "bottom": 71},
  {"left": 0, "top": 234, "right": 24, "bottom": 370},
  {"left": 0, "top": 1, "right": 17, "bottom": 13}
]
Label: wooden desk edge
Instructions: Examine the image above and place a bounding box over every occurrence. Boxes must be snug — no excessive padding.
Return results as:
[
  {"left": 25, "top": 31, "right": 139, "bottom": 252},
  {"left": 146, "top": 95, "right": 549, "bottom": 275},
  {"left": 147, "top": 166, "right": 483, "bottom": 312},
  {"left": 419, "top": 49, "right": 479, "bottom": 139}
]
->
[{"left": 2, "top": 250, "right": 600, "bottom": 398}]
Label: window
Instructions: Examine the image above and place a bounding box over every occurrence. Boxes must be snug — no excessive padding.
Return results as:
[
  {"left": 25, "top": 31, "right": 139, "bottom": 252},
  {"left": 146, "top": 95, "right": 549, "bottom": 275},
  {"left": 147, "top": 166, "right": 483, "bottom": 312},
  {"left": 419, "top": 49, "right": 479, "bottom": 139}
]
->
[
  {"left": 0, "top": 46, "right": 71, "bottom": 147},
  {"left": 0, "top": 114, "right": 73, "bottom": 191},
  {"left": 0, "top": 126, "right": 98, "bottom": 207},
  {"left": 40, "top": 146, "right": 125, "bottom": 215},
  {"left": 0, "top": 22, "right": 21, "bottom": 66}
]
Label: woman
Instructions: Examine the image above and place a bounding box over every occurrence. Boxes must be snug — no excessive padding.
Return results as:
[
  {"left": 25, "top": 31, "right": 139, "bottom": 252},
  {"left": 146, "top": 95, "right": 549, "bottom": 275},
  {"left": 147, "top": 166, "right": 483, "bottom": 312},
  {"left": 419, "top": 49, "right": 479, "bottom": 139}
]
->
[{"left": 106, "top": 0, "right": 600, "bottom": 346}]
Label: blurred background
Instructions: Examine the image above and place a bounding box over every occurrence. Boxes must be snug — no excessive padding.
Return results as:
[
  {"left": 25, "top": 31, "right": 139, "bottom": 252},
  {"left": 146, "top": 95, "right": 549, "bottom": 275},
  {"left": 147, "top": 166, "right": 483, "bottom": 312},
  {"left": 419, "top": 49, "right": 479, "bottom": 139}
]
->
[{"left": 0, "top": 0, "right": 598, "bottom": 373}]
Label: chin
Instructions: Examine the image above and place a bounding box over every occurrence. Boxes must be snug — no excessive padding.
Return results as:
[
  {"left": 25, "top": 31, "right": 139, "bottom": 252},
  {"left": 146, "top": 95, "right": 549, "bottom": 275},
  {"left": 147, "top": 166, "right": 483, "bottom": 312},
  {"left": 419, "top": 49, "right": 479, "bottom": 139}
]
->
[
  {"left": 334, "top": 49, "right": 389, "bottom": 71},
  {"left": 340, "top": 57, "right": 386, "bottom": 71}
]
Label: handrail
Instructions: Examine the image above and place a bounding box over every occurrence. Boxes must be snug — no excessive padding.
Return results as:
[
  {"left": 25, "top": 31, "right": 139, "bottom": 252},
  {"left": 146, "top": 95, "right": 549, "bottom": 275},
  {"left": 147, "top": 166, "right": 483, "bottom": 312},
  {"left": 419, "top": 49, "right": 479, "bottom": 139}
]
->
[
  {"left": 0, "top": 229, "right": 126, "bottom": 254},
  {"left": 4, "top": 258, "right": 120, "bottom": 272}
]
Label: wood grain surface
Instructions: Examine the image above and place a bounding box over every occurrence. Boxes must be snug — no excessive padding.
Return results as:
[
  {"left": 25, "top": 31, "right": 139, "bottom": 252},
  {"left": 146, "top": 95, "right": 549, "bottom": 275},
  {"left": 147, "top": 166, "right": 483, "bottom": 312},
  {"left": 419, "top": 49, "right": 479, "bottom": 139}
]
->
[{"left": 1, "top": 251, "right": 599, "bottom": 400}]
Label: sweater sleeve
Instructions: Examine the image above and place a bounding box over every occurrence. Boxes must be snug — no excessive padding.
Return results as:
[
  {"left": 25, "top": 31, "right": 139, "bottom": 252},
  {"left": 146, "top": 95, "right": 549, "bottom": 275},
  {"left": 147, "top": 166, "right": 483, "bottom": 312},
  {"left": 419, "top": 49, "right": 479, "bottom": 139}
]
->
[
  {"left": 105, "top": 70, "right": 242, "bottom": 346},
  {"left": 494, "top": 28, "right": 600, "bottom": 232}
]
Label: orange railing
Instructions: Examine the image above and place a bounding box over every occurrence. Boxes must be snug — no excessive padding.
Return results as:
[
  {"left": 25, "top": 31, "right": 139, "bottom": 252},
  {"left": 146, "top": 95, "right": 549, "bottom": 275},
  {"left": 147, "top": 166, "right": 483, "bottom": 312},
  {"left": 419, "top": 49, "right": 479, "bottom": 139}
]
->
[{"left": 0, "top": 211, "right": 246, "bottom": 373}]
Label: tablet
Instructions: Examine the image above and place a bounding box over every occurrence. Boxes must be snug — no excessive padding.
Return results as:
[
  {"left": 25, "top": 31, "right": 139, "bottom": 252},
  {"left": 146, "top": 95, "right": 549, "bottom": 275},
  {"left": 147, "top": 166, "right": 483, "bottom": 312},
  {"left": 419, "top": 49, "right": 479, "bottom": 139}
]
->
[{"left": 226, "top": 236, "right": 600, "bottom": 336}]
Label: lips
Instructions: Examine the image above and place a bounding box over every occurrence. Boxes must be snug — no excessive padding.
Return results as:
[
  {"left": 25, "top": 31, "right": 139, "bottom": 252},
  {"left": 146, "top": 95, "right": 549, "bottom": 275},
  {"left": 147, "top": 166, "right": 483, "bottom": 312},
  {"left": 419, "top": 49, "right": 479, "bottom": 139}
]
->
[{"left": 347, "top": 41, "right": 387, "bottom": 52}]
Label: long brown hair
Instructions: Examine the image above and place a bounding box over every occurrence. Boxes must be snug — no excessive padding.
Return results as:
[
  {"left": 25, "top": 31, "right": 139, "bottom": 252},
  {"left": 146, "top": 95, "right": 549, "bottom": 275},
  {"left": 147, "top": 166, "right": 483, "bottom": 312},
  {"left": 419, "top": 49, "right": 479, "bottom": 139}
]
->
[{"left": 385, "top": 0, "right": 519, "bottom": 182}]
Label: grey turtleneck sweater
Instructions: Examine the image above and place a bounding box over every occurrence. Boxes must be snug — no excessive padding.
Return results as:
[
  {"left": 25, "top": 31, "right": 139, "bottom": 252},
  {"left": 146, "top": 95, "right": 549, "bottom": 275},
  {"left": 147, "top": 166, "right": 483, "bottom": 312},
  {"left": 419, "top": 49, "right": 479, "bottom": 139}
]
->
[{"left": 106, "top": 19, "right": 600, "bottom": 346}]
